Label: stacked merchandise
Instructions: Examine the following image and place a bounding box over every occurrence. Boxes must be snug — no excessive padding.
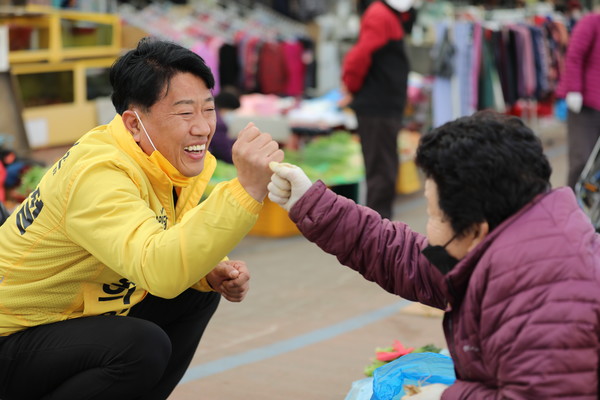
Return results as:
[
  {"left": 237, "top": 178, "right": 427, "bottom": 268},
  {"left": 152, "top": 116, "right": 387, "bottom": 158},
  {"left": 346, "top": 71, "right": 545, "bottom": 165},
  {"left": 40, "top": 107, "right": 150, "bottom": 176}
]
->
[{"left": 0, "top": 137, "right": 47, "bottom": 210}]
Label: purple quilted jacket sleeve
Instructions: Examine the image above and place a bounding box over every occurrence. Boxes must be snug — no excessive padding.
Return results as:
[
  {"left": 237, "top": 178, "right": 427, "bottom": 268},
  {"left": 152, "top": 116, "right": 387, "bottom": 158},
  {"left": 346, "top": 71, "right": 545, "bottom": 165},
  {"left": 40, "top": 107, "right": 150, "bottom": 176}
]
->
[{"left": 289, "top": 181, "right": 447, "bottom": 309}]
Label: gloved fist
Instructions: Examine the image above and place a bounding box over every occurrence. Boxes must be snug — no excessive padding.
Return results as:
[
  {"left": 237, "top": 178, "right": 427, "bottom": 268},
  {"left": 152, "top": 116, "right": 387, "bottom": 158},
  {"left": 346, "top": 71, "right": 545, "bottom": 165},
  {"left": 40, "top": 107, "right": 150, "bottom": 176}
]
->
[
  {"left": 566, "top": 92, "right": 583, "bottom": 113},
  {"left": 267, "top": 161, "right": 313, "bottom": 212},
  {"left": 400, "top": 383, "right": 448, "bottom": 400}
]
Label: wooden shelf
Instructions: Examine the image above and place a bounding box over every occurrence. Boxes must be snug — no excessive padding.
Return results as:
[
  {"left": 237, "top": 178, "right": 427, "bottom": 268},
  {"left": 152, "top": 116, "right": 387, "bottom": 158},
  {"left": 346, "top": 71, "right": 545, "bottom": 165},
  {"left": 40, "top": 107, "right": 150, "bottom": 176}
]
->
[
  {"left": 1, "top": 6, "right": 121, "bottom": 148},
  {"left": 11, "top": 57, "right": 115, "bottom": 147},
  {"left": 0, "top": 5, "right": 121, "bottom": 63}
]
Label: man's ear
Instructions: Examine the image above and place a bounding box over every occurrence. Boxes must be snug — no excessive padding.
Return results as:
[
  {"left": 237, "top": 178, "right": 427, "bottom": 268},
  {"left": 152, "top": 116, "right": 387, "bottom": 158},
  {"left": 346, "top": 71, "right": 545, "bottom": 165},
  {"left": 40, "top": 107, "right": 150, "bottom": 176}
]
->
[
  {"left": 121, "top": 110, "right": 142, "bottom": 143},
  {"left": 467, "top": 221, "right": 489, "bottom": 252}
]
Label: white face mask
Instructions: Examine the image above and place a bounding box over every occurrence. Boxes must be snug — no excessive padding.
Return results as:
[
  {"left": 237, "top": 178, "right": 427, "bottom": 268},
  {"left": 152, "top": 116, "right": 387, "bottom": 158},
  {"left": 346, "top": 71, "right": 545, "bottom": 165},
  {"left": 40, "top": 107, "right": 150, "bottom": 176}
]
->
[
  {"left": 134, "top": 110, "right": 158, "bottom": 152},
  {"left": 386, "top": 0, "right": 415, "bottom": 12}
]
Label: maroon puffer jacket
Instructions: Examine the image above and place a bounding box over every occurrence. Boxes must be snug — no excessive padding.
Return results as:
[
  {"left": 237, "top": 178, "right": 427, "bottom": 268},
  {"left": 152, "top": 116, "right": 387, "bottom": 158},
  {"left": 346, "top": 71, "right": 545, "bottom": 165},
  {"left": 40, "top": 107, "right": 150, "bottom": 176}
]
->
[{"left": 290, "top": 181, "right": 600, "bottom": 399}]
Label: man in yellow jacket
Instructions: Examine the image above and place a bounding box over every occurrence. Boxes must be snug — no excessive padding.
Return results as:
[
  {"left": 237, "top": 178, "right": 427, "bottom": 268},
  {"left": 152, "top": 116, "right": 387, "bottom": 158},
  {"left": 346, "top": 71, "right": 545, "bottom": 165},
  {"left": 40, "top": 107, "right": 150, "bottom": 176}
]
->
[{"left": 0, "top": 37, "right": 284, "bottom": 399}]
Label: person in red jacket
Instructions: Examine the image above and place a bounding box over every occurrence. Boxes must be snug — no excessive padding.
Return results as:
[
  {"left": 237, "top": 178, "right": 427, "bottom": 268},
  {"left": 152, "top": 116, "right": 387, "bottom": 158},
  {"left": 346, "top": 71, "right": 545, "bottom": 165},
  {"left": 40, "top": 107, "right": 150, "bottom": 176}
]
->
[
  {"left": 268, "top": 111, "right": 600, "bottom": 399},
  {"left": 556, "top": 12, "right": 600, "bottom": 189},
  {"left": 340, "top": 0, "right": 417, "bottom": 219}
]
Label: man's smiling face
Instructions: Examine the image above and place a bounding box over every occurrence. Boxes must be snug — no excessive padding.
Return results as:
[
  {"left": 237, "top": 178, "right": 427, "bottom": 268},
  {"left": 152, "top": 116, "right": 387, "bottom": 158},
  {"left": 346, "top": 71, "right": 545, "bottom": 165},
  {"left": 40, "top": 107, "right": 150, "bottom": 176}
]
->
[{"left": 134, "top": 72, "right": 217, "bottom": 177}]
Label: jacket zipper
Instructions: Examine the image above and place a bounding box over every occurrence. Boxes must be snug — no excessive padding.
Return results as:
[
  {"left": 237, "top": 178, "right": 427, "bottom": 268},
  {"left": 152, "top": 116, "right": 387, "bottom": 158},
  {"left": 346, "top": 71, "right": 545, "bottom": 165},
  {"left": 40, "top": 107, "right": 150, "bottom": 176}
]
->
[{"left": 446, "top": 276, "right": 466, "bottom": 379}]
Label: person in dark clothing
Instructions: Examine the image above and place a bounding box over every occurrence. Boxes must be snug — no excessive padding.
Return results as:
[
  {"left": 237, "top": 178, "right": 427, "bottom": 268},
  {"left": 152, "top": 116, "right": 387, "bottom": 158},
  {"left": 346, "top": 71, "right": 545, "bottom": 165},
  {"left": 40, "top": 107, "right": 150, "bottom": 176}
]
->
[
  {"left": 340, "top": 0, "right": 417, "bottom": 220},
  {"left": 209, "top": 90, "right": 241, "bottom": 164}
]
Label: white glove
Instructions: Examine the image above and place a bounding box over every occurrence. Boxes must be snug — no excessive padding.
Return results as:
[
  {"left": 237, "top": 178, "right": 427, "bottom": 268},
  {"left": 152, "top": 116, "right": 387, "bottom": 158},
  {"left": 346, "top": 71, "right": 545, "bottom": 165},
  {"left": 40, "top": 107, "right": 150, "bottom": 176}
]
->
[
  {"left": 400, "top": 383, "right": 448, "bottom": 400},
  {"left": 268, "top": 161, "right": 313, "bottom": 212},
  {"left": 566, "top": 92, "right": 583, "bottom": 113}
]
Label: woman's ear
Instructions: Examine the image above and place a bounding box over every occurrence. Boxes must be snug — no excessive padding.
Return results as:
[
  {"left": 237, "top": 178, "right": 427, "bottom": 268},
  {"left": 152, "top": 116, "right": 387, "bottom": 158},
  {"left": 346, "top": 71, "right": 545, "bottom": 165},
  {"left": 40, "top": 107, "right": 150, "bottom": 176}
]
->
[
  {"left": 467, "top": 221, "right": 489, "bottom": 252},
  {"left": 121, "top": 110, "right": 142, "bottom": 143}
]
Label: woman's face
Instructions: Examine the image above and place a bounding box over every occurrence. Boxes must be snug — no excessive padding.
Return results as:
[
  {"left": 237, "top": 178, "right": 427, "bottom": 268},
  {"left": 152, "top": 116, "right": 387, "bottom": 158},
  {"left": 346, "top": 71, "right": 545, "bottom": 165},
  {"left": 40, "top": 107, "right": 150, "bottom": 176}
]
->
[{"left": 424, "top": 178, "right": 481, "bottom": 260}]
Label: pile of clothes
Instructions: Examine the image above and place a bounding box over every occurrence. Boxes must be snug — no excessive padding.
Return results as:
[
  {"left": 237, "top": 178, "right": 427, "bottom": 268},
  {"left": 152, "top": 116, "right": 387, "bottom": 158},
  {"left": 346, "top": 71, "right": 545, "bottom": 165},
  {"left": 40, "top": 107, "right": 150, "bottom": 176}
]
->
[{"left": 0, "top": 141, "right": 46, "bottom": 205}]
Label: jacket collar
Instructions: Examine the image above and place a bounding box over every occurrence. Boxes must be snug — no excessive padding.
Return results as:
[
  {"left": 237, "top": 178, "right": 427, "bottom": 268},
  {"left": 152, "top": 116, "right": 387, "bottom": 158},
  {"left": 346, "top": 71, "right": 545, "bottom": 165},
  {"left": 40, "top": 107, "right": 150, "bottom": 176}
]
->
[{"left": 442, "top": 189, "right": 553, "bottom": 305}]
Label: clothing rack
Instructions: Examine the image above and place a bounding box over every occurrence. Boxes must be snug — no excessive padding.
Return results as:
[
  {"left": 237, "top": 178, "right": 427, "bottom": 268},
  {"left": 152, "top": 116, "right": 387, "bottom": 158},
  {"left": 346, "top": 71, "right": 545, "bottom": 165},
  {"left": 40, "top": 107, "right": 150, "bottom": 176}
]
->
[
  {"left": 430, "top": 8, "right": 569, "bottom": 130},
  {"left": 119, "top": 1, "right": 315, "bottom": 97}
]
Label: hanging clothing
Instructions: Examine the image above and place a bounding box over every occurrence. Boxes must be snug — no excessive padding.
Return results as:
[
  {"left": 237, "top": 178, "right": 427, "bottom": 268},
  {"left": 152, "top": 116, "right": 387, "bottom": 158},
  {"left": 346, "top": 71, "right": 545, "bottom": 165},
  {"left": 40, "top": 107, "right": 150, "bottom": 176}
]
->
[
  {"left": 218, "top": 43, "right": 240, "bottom": 90},
  {"left": 191, "top": 39, "right": 221, "bottom": 95},
  {"left": 283, "top": 40, "right": 306, "bottom": 96},
  {"left": 454, "top": 21, "right": 474, "bottom": 117},
  {"left": 257, "top": 41, "right": 288, "bottom": 95},
  {"left": 432, "top": 23, "right": 455, "bottom": 127}
]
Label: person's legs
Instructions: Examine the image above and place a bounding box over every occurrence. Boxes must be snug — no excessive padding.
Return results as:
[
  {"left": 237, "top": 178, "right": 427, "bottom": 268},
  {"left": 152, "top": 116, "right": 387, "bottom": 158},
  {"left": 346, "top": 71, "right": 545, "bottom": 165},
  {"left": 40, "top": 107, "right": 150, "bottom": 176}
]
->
[
  {"left": 127, "top": 288, "right": 221, "bottom": 399},
  {"left": 0, "top": 315, "right": 171, "bottom": 400},
  {"left": 356, "top": 114, "right": 403, "bottom": 219},
  {"left": 567, "top": 106, "right": 600, "bottom": 189}
]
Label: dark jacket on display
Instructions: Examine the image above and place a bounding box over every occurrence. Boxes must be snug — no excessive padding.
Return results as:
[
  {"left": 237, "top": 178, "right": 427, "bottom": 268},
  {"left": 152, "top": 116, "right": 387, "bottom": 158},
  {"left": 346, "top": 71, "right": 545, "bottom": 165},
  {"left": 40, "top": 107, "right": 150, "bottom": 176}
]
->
[
  {"left": 290, "top": 181, "right": 600, "bottom": 398},
  {"left": 342, "top": 1, "right": 414, "bottom": 116}
]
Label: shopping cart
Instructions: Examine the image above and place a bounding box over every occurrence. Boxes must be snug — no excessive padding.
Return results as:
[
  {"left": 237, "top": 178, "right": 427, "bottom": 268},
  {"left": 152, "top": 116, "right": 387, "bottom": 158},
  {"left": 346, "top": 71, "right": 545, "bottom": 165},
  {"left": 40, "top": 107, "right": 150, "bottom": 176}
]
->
[{"left": 575, "top": 137, "right": 600, "bottom": 232}]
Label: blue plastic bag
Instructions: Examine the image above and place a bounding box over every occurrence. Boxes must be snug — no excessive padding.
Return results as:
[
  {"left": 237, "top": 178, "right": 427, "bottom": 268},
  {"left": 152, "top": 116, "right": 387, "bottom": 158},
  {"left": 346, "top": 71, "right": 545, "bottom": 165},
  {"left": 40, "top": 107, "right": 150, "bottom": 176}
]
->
[
  {"left": 371, "top": 352, "right": 456, "bottom": 400},
  {"left": 344, "top": 377, "right": 374, "bottom": 400}
]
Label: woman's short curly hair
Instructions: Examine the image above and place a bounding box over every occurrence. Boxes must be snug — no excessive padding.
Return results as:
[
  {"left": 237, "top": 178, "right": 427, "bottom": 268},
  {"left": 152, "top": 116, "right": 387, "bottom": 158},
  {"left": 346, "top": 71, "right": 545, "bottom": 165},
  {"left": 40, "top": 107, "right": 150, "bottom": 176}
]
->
[{"left": 415, "top": 111, "right": 552, "bottom": 236}]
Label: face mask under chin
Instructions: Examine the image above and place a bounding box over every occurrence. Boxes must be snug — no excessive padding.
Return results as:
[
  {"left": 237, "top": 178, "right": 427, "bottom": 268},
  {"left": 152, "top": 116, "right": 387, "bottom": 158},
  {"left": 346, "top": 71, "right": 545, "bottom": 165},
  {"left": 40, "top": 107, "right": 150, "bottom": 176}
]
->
[
  {"left": 134, "top": 110, "right": 192, "bottom": 187},
  {"left": 421, "top": 234, "right": 460, "bottom": 275}
]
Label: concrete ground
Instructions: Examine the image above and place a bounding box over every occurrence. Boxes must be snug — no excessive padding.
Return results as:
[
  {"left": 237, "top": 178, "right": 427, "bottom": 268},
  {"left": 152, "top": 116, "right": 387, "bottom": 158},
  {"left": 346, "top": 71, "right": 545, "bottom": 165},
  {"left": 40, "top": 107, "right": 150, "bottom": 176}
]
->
[{"left": 165, "top": 117, "right": 569, "bottom": 400}]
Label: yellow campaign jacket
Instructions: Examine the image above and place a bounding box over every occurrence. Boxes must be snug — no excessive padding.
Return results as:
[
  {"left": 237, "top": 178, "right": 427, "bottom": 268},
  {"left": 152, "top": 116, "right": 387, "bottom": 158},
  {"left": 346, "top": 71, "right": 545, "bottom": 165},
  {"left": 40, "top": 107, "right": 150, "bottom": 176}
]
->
[{"left": 0, "top": 115, "right": 262, "bottom": 336}]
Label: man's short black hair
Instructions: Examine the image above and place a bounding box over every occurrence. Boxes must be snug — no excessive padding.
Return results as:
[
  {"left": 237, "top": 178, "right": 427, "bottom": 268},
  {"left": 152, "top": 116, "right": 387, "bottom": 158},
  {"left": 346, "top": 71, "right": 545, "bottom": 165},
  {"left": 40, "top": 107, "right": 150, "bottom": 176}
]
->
[
  {"left": 415, "top": 111, "right": 552, "bottom": 236},
  {"left": 110, "top": 37, "right": 215, "bottom": 115}
]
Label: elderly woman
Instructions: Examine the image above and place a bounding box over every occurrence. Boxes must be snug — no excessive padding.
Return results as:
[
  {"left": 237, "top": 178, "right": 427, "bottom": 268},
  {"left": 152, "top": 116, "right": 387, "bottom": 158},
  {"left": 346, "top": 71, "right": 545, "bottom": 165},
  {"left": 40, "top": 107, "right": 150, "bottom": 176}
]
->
[{"left": 268, "top": 112, "right": 600, "bottom": 399}]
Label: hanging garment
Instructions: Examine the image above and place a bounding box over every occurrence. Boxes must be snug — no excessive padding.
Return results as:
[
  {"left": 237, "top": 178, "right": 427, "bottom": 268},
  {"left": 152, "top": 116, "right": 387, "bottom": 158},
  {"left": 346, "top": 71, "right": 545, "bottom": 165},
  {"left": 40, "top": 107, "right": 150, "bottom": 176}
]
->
[
  {"left": 218, "top": 43, "right": 240, "bottom": 90},
  {"left": 283, "top": 40, "right": 306, "bottom": 96},
  {"left": 470, "top": 23, "right": 482, "bottom": 111},
  {"left": 257, "top": 41, "right": 288, "bottom": 95},
  {"left": 478, "top": 30, "right": 497, "bottom": 110},
  {"left": 431, "top": 26, "right": 456, "bottom": 79},
  {"left": 191, "top": 39, "right": 221, "bottom": 95},
  {"left": 529, "top": 26, "right": 550, "bottom": 99},
  {"left": 511, "top": 25, "right": 536, "bottom": 99},
  {"left": 454, "top": 21, "right": 474, "bottom": 117},
  {"left": 432, "top": 23, "right": 454, "bottom": 127}
]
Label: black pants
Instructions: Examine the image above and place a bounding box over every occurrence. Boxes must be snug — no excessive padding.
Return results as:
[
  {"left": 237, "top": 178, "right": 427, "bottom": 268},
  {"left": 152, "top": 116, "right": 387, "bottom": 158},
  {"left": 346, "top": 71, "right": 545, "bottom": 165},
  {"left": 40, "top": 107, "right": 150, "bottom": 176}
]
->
[
  {"left": 567, "top": 106, "right": 600, "bottom": 189},
  {"left": 0, "top": 289, "right": 220, "bottom": 400},
  {"left": 356, "top": 114, "right": 403, "bottom": 220}
]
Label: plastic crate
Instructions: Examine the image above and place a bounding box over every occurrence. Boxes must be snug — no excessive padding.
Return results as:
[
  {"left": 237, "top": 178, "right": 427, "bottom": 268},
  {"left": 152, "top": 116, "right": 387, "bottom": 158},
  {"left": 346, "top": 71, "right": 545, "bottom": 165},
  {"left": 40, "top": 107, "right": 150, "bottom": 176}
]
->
[
  {"left": 249, "top": 197, "right": 300, "bottom": 237},
  {"left": 396, "top": 159, "right": 421, "bottom": 194}
]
